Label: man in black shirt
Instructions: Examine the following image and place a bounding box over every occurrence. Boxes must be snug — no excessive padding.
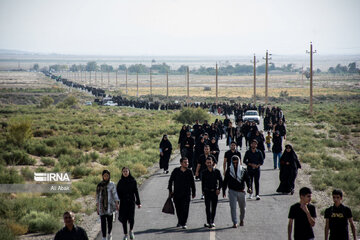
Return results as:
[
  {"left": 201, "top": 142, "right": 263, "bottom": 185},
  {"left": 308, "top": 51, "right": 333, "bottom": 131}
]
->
[
  {"left": 54, "top": 211, "right": 88, "bottom": 240},
  {"left": 288, "top": 187, "right": 316, "bottom": 240},
  {"left": 201, "top": 157, "right": 223, "bottom": 228},
  {"left": 325, "top": 189, "right": 357, "bottom": 240},
  {"left": 168, "top": 157, "right": 196, "bottom": 229},
  {"left": 181, "top": 131, "right": 195, "bottom": 170},
  {"left": 243, "top": 139, "right": 264, "bottom": 200},
  {"left": 223, "top": 141, "right": 241, "bottom": 173},
  {"left": 223, "top": 155, "right": 252, "bottom": 228},
  {"left": 195, "top": 145, "right": 216, "bottom": 180}
]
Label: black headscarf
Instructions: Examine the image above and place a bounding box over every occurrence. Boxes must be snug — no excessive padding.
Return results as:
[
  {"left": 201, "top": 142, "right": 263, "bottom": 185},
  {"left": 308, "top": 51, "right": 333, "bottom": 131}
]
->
[{"left": 281, "top": 144, "right": 301, "bottom": 168}]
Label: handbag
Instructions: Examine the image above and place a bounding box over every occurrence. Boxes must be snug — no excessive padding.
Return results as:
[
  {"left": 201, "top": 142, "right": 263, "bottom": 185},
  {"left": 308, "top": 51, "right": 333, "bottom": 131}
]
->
[{"left": 162, "top": 197, "right": 175, "bottom": 215}]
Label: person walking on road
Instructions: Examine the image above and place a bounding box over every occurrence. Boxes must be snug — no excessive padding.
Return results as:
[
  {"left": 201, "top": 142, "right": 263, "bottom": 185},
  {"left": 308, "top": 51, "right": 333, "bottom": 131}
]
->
[
  {"left": 159, "top": 134, "right": 172, "bottom": 174},
  {"left": 223, "top": 141, "right": 241, "bottom": 173},
  {"left": 272, "top": 131, "right": 282, "bottom": 169},
  {"left": 288, "top": 187, "right": 316, "bottom": 240},
  {"left": 96, "top": 170, "right": 119, "bottom": 240},
  {"left": 325, "top": 189, "right": 357, "bottom": 240},
  {"left": 116, "top": 167, "right": 141, "bottom": 240},
  {"left": 223, "top": 155, "right": 252, "bottom": 228},
  {"left": 180, "top": 131, "right": 195, "bottom": 171},
  {"left": 201, "top": 157, "right": 222, "bottom": 228},
  {"left": 168, "top": 157, "right": 196, "bottom": 229},
  {"left": 276, "top": 144, "right": 301, "bottom": 195},
  {"left": 243, "top": 139, "right": 264, "bottom": 200}
]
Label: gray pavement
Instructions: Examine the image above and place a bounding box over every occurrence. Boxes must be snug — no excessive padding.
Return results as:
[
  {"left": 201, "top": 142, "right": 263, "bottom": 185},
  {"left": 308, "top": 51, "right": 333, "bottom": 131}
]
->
[{"left": 97, "top": 119, "right": 324, "bottom": 240}]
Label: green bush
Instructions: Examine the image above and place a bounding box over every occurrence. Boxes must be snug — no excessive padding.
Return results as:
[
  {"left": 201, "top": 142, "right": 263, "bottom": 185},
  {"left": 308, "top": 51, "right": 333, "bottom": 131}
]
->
[
  {"left": 0, "top": 224, "right": 15, "bottom": 240},
  {"left": 72, "top": 165, "right": 92, "bottom": 178},
  {"left": 89, "top": 151, "right": 100, "bottom": 161},
  {"left": 21, "top": 211, "right": 62, "bottom": 234},
  {"left": 39, "top": 96, "right": 54, "bottom": 108},
  {"left": 73, "top": 181, "right": 95, "bottom": 196},
  {"left": 41, "top": 157, "right": 55, "bottom": 166},
  {"left": 99, "top": 157, "right": 111, "bottom": 166},
  {"left": 3, "top": 150, "right": 35, "bottom": 165},
  {"left": 103, "top": 138, "right": 118, "bottom": 152},
  {"left": 26, "top": 142, "right": 52, "bottom": 157},
  {"left": 6, "top": 117, "right": 32, "bottom": 146},
  {"left": 0, "top": 166, "right": 24, "bottom": 184},
  {"left": 173, "top": 107, "right": 210, "bottom": 124},
  {"left": 56, "top": 96, "right": 78, "bottom": 109},
  {"left": 21, "top": 167, "right": 34, "bottom": 181}
]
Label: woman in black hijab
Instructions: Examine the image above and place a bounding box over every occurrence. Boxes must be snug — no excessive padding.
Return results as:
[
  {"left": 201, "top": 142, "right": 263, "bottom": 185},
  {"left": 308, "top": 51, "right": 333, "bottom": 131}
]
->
[
  {"left": 276, "top": 144, "right": 301, "bottom": 195},
  {"left": 117, "top": 167, "right": 141, "bottom": 240},
  {"left": 159, "top": 135, "right": 172, "bottom": 174},
  {"left": 209, "top": 137, "right": 220, "bottom": 162}
]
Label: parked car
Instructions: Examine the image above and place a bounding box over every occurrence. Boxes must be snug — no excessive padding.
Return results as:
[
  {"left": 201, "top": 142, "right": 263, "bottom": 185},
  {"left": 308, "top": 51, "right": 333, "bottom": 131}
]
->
[
  {"left": 104, "top": 101, "right": 118, "bottom": 106},
  {"left": 243, "top": 110, "right": 260, "bottom": 124}
]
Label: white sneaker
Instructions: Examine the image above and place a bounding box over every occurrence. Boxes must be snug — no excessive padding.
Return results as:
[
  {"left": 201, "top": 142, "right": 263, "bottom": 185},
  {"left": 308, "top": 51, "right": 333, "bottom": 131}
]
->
[
  {"left": 129, "top": 231, "right": 135, "bottom": 240},
  {"left": 107, "top": 233, "right": 112, "bottom": 240},
  {"left": 201, "top": 195, "right": 204, "bottom": 200},
  {"left": 256, "top": 195, "right": 261, "bottom": 200},
  {"left": 102, "top": 237, "right": 106, "bottom": 240},
  {"left": 248, "top": 194, "right": 253, "bottom": 199},
  {"left": 123, "top": 235, "right": 128, "bottom": 240}
]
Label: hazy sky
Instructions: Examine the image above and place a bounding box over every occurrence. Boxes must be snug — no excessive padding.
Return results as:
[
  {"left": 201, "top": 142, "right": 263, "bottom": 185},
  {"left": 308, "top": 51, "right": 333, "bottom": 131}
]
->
[{"left": 1, "top": 0, "right": 359, "bottom": 55}]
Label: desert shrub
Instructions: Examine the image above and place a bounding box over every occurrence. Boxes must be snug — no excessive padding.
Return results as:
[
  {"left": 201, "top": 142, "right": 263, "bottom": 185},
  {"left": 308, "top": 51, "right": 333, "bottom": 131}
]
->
[
  {"left": 54, "top": 146, "right": 74, "bottom": 157},
  {"left": 6, "top": 117, "right": 32, "bottom": 146},
  {"left": 103, "top": 138, "right": 118, "bottom": 152},
  {"left": 72, "top": 165, "right": 91, "bottom": 178},
  {"left": 3, "top": 150, "right": 35, "bottom": 165},
  {"left": 0, "top": 166, "right": 24, "bottom": 184},
  {"left": 173, "top": 107, "right": 210, "bottom": 124},
  {"left": 58, "top": 154, "right": 80, "bottom": 167},
  {"left": 21, "top": 211, "right": 61, "bottom": 234},
  {"left": 56, "top": 96, "right": 78, "bottom": 109},
  {"left": 33, "top": 129, "right": 54, "bottom": 137},
  {"left": 39, "top": 96, "right": 54, "bottom": 108},
  {"left": 89, "top": 151, "right": 99, "bottom": 161},
  {"left": 21, "top": 167, "right": 34, "bottom": 181},
  {"left": 74, "top": 136, "right": 92, "bottom": 150},
  {"left": 0, "top": 224, "right": 14, "bottom": 240},
  {"left": 73, "top": 181, "right": 95, "bottom": 196},
  {"left": 279, "top": 90, "right": 289, "bottom": 97},
  {"left": 26, "top": 142, "right": 52, "bottom": 157},
  {"left": 41, "top": 157, "right": 55, "bottom": 166},
  {"left": 99, "top": 157, "right": 111, "bottom": 166},
  {"left": 5, "top": 221, "right": 28, "bottom": 235},
  {"left": 131, "top": 163, "right": 147, "bottom": 177}
]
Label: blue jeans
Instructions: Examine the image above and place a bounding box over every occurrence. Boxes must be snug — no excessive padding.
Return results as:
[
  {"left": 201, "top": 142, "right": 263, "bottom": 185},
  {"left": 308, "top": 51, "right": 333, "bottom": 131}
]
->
[{"left": 273, "top": 152, "right": 282, "bottom": 169}]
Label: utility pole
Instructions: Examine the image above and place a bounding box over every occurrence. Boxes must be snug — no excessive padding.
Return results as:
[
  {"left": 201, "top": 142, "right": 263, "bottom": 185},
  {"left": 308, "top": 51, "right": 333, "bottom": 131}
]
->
[
  {"left": 115, "top": 71, "right": 118, "bottom": 89},
  {"left": 100, "top": 70, "right": 103, "bottom": 88},
  {"left": 187, "top": 66, "right": 190, "bottom": 105},
  {"left": 216, "top": 63, "right": 218, "bottom": 105},
  {"left": 136, "top": 71, "right": 139, "bottom": 97},
  {"left": 306, "top": 42, "right": 317, "bottom": 114},
  {"left": 166, "top": 71, "right": 169, "bottom": 100},
  {"left": 95, "top": 71, "right": 97, "bottom": 86},
  {"left": 107, "top": 71, "right": 110, "bottom": 90},
  {"left": 263, "top": 50, "right": 272, "bottom": 105},
  {"left": 126, "top": 68, "right": 128, "bottom": 94},
  {"left": 84, "top": 71, "right": 87, "bottom": 84},
  {"left": 150, "top": 69, "right": 152, "bottom": 96},
  {"left": 81, "top": 71, "right": 83, "bottom": 83},
  {"left": 250, "top": 54, "right": 259, "bottom": 105},
  {"left": 89, "top": 71, "right": 92, "bottom": 86}
]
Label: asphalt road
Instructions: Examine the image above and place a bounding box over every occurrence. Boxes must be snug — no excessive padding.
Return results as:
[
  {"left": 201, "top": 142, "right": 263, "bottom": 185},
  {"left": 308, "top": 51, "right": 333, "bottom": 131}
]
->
[{"left": 96, "top": 120, "right": 324, "bottom": 240}]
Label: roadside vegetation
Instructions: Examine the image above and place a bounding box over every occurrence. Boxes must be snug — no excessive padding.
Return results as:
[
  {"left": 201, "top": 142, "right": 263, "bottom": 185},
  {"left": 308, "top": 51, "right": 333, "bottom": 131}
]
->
[
  {"left": 0, "top": 104, "right": 183, "bottom": 237},
  {"left": 283, "top": 100, "right": 360, "bottom": 221}
]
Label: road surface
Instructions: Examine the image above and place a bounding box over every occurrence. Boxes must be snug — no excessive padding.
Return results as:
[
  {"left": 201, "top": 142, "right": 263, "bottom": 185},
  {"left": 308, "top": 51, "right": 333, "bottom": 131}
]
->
[{"left": 96, "top": 120, "right": 324, "bottom": 240}]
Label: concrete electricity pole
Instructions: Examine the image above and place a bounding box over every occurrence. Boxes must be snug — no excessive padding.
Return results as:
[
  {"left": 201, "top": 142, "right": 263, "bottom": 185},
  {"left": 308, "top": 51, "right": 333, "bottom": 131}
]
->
[
  {"left": 187, "top": 66, "right": 190, "bottom": 105},
  {"left": 263, "top": 50, "right": 272, "bottom": 105},
  {"left": 166, "top": 71, "right": 169, "bottom": 100},
  {"left": 250, "top": 54, "right": 259, "bottom": 105},
  {"left": 216, "top": 63, "right": 218, "bottom": 105},
  {"left": 136, "top": 71, "right": 139, "bottom": 98},
  {"left": 306, "top": 42, "right": 317, "bottom": 114},
  {"left": 126, "top": 68, "right": 128, "bottom": 94},
  {"left": 115, "top": 71, "right": 118, "bottom": 89},
  {"left": 107, "top": 71, "right": 110, "bottom": 90},
  {"left": 150, "top": 69, "right": 152, "bottom": 96}
]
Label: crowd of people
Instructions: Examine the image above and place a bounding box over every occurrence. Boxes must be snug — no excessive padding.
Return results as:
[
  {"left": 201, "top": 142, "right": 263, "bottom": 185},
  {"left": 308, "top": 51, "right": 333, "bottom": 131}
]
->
[{"left": 47, "top": 74, "right": 357, "bottom": 240}]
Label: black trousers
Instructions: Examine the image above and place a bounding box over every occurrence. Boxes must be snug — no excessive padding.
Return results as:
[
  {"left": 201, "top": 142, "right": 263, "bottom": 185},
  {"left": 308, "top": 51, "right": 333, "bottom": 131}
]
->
[
  {"left": 248, "top": 168, "right": 261, "bottom": 196},
  {"left": 204, "top": 191, "right": 218, "bottom": 224},
  {"left": 100, "top": 214, "right": 113, "bottom": 237},
  {"left": 173, "top": 195, "right": 190, "bottom": 226},
  {"left": 236, "top": 136, "right": 243, "bottom": 148}
]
